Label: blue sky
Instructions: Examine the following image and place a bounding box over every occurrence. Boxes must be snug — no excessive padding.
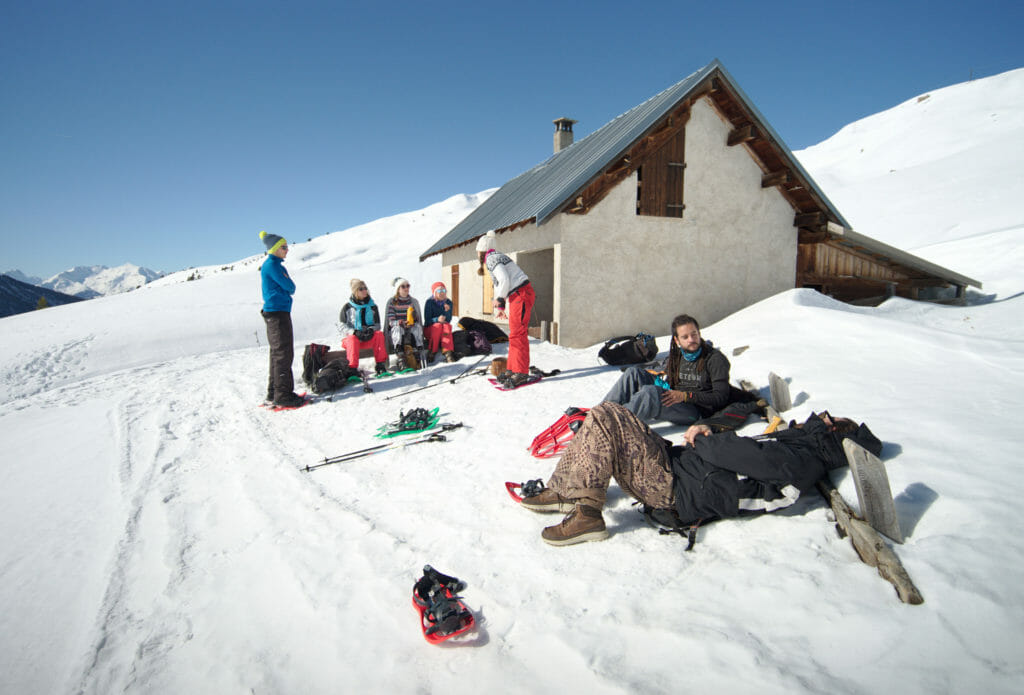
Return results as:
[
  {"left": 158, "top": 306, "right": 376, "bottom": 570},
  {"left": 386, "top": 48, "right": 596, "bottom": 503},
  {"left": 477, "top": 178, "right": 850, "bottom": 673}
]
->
[{"left": 2, "top": 0, "right": 1022, "bottom": 279}]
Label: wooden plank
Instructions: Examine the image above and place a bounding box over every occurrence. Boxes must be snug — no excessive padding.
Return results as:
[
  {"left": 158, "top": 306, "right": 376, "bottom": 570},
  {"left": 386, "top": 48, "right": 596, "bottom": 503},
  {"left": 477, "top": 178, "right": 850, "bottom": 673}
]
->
[
  {"left": 817, "top": 479, "right": 923, "bottom": 605},
  {"left": 843, "top": 439, "right": 904, "bottom": 543},
  {"left": 794, "top": 211, "right": 826, "bottom": 227},
  {"left": 727, "top": 124, "right": 758, "bottom": 146},
  {"left": 768, "top": 372, "right": 792, "bottom": 412},
  {"left": 761, "top": 170, "right": 790, "bottom": 188}
]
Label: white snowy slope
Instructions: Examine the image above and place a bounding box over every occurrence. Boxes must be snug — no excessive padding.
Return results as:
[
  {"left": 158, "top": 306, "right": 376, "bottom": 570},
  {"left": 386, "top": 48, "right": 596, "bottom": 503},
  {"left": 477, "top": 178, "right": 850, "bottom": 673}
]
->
[
  {"left": 2, "top": 70, "right": 1023, "bottom": 694},
  {"left": 795, "top": 66, "right": 1024, "bottom": 257}
]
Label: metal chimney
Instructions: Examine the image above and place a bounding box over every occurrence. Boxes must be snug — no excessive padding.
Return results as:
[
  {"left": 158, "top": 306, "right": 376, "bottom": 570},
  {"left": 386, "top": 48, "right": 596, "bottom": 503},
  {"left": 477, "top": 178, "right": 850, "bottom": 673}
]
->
[{"left": 553, "top": 117, "right": 577, "bottom": 153}]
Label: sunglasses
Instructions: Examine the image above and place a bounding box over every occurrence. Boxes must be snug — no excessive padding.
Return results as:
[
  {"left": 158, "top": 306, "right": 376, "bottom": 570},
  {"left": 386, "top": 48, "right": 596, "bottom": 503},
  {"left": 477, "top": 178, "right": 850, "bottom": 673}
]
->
[
  {"left": 356, "top": 286, "right": 368, "bottom": 291},
  {"left": 399, "top": 284, "right": 410, "bottom": 289}
]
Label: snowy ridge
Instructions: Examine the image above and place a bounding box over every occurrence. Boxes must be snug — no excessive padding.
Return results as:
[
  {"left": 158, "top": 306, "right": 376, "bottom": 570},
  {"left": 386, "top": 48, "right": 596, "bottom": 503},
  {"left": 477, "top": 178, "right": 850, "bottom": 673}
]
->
[
  {"left": 2, "top": 71, "right": 1023, "bottom": 694},
  {"left": 795, "top": 66, "right": 1024, "bottom": 255},
  {"left": 5, "top": 264, "right": 166, "bottom": 299}
]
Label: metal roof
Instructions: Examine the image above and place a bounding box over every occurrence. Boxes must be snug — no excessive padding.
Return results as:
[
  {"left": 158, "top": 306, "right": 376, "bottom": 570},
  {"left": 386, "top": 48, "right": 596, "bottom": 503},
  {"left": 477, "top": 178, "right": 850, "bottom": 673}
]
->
[
  {"left": 420, "top": 60, "right": 724, "bottom": 259},
  {"left": 417, "top": 60, "right": 980, "bottom": 291}
]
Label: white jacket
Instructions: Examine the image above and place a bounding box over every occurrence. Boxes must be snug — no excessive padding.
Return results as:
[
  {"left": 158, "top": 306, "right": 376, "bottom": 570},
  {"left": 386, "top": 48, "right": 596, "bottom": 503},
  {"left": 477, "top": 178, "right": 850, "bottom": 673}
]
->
[{"left": 485, "top": 252, "right": 529, "bottom": 306}]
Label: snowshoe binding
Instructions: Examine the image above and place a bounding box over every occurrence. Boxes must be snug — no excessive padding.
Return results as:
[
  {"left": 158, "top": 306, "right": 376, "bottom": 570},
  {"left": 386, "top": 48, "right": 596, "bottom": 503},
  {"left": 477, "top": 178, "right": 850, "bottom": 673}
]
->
[
  {"left": 504, "top": 478, "right": 548, "bottom": 503},
  {"left": 375, "top": 407, "right": 441, "bottom": 438},
  {"left": 412, "top": 565, "right": 475, "bottom": 644}
]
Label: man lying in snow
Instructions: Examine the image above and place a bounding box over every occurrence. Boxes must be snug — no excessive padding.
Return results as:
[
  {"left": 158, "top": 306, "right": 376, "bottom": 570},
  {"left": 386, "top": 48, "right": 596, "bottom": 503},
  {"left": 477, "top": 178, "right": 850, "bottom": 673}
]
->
[{"left": 520, "top": 402, "right": 882, "bottom": 546}]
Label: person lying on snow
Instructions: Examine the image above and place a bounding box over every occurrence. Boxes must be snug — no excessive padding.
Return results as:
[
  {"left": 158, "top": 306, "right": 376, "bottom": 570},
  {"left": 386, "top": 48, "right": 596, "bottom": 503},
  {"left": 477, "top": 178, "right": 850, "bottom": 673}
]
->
[{"left": 521, "top": 401, "right": 881, "bottom": 546}]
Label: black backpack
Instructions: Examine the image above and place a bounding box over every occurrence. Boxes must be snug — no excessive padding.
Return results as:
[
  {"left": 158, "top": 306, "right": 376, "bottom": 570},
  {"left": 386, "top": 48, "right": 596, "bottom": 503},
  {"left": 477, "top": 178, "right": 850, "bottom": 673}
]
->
[
  {"left": 458, "top": 317, "right": 508, "bottom": 343},
  {"left": 302, "top": 343, "right": 330, "bottom": 387},
  {"left": 598, "top": 333, "right": 658, "bottom": 366},
  {"left": 312, "top": 359, "right": 360, "bottom": 394},
  {"left": 452, "top": 329, "right": 492, "bottom": 358}
]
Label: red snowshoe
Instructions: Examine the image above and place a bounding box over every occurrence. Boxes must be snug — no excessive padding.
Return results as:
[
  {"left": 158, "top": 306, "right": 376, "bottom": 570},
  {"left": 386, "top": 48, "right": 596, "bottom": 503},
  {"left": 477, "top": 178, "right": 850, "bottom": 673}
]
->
[
  {"left": 412, "top": 565, "right": 475, "bottom": 644},
  {"left": 527, "top": 407, "right": 589, "bottom": 458}
]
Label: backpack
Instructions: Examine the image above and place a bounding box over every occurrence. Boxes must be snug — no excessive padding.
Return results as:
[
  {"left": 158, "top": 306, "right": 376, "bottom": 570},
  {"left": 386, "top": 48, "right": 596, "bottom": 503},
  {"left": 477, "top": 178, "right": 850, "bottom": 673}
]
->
[
  {"left": 598, "top": 333, "right": 658, "bottom": 366},
  {"left": 452, "top": 329, "right": 492, "bottom": 358},
  {"left": 312, "top": 359, "right": 360, "bottom": 394},
  {"left": 302, "top": 343, "right": 330, "bottom": 387},
  {"left": 458, "top": 317, "right": 508, "bottom": 343}
]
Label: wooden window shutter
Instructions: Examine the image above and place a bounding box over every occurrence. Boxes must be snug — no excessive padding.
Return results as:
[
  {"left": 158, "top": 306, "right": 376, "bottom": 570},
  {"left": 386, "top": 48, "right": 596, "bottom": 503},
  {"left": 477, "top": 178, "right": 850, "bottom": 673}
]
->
[
  {"left": 637, "top": 127, "right": 685, "bottom": 217},
  {"left": 451, "top": 263, "right": 460, "bottom": 316}
]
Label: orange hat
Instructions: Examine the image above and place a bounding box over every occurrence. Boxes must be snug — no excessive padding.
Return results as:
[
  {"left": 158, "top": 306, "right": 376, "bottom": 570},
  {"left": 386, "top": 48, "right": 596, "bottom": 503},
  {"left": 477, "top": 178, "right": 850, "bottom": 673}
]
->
[{"left": 431, "top": 282, "right": 447, "bottom": 297}]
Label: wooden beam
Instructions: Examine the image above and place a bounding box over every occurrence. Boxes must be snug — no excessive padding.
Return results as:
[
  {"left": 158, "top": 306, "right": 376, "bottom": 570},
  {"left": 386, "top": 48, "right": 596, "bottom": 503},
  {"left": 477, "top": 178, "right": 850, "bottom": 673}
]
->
[
  {"left": 761, "top": 170, "right": 790, "bottom": 188},
  {"left": 794, "top": 211, "right": 826, "bottom": 227},
  {"left": 727, "top": 124, "right": 758, "bottom": 146},
  {"left": 817, "top": 479, "right": 924, "bottom": 605},
  {"left": 798, "top": 230, "right": 828, "bottom": 244}
]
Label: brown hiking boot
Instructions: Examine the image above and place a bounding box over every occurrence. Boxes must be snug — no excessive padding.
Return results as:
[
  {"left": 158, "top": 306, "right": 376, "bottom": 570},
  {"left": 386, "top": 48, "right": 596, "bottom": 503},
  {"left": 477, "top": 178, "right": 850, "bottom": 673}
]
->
[
  {"left": 443, "top": 350, "right": 457, "bottom": 363},
  {"left": 541, "top": 504, "right": 609, "bottom": 546},
  {"left": 404, "top": 344, "right": 420, "bottom": 370},
  {"left": 520, "top": 488, "right": 575, "bottom": 514}
]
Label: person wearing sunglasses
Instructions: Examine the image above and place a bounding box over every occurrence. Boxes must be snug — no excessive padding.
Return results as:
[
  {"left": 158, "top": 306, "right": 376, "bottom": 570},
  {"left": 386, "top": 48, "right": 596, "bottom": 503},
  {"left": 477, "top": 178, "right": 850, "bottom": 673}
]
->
[
  {"left": 338, "top": 278, "right": 389, "bottom": 375},
  {"left": 423, "top": 281, "right": 457, "bottom": 363},
  {"left": 258, "top": 231, "right": 305, "bottom": 408},
  {"left": 385, "top": 277, "right": 428, "bottom": 371}
]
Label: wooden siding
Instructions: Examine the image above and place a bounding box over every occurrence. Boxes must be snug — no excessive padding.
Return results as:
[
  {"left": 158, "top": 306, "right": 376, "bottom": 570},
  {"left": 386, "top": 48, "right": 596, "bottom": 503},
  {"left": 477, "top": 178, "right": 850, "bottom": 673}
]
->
[{"left": 797, "top": 240, "right": 951, "bottom": 302}]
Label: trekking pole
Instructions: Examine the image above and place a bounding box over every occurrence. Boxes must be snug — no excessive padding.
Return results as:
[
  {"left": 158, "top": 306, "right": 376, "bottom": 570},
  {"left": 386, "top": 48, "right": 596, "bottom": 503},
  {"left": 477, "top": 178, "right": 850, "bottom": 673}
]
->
[
  {"left": 383, "top": 355, "right": 489, "bottom": 401},
  {"left": 303, "top": 423, "right": 464, "bottom": 472}
]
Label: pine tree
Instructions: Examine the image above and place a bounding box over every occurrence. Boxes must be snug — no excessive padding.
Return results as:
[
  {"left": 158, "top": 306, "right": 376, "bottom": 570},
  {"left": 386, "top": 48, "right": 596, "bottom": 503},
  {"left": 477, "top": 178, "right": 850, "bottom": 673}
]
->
[{"left": 36, "top": 296, "right": 49, "bottom": 310}]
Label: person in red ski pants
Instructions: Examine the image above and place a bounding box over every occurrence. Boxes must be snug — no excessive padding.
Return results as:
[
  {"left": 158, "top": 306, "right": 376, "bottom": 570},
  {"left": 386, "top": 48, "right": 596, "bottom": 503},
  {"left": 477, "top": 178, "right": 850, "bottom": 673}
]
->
[{"left": 476, "top": 231, "right": 534, "bottom": 388}]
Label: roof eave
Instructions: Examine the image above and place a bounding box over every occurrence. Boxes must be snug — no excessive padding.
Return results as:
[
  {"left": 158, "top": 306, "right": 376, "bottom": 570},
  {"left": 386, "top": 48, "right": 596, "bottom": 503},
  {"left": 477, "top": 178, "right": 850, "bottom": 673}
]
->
[{"left": 831, "top": 225, "right": 982, "bottom": 289}]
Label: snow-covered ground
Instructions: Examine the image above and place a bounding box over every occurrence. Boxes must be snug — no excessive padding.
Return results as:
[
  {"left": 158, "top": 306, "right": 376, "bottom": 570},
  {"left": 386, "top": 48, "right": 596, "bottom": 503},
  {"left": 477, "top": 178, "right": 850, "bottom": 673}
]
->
[{"left": 2, "top": 69, "right": 1023, "bottom": 694}]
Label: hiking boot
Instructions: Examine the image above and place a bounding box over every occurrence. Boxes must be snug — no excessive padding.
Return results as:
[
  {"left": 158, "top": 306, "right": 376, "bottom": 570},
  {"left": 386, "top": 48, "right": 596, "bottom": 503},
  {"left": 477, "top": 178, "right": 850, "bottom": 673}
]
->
[
  {"left": 499, "top": 371, "right": 532, "bottom": 389},
  {"left": 520, "top": 488, "right": 575, "bottom": 514},
  {"left": 403, "top": 344, "right": 420, "bottom": 370},
  {"left": 426, "top": 351, "right": 437, "bottom": 364},
  {"left": 541, "top": 504, "right": 609, "bottom": 546},
  {"left": 273, "top": 392, "right": 307, "bottom": 409},
  {"left": 443, "top": 350, "right": 457, "bottom": 363},
  {"left": 395, "top": 354, "right": 406, "bottom": 372},
  {"left": 375, "top": 361, "right": 388, "bottom": 376}
]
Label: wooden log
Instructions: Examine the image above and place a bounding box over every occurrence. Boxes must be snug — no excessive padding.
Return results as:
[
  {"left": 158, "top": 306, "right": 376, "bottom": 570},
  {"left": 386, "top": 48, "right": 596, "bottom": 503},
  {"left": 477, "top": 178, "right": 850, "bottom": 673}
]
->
[
  {"left": 727, "top": 124, "right": 758, "bottom": 146},
  {"left": 794, "top": 211, "right": 826, "bottom": 227},
  {"left": 817, "top": 479, "right": 924, "bottom": 605},
  {"left": 761, "top": 170, "right": 790, "bottom": 188}
]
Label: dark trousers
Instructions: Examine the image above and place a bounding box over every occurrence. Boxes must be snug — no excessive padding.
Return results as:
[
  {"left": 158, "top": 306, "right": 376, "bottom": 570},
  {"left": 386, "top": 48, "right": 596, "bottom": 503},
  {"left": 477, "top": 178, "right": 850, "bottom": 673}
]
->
[{"left": 262, "top": 310, "right": 295, "bottom": 400}]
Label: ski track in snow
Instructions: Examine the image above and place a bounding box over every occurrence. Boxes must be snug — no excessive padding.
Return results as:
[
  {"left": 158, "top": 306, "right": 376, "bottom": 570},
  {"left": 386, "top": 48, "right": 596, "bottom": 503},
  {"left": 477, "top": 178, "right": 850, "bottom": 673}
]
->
[{"left": 2, "top": 335, "right": 95, "bottom": 404}]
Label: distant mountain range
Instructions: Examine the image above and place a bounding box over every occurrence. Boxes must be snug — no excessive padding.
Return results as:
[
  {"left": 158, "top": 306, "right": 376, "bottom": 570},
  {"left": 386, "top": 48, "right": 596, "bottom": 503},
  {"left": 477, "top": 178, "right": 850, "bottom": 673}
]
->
[
  {"left": 1, "top": 264, "right": 164, "bottom": 319},
  {"left": 4, "top": 264, "right": 164, "bottom": 300},
  {"left": 0, "top": 274, "right": 85, "bottom": 318}
]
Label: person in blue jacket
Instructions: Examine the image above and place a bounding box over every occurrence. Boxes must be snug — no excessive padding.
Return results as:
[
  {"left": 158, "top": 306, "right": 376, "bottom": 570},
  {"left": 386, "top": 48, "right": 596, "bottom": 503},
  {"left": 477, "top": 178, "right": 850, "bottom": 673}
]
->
[{"left": 259, "top": 231, "right": 304, "bottom": 408}]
